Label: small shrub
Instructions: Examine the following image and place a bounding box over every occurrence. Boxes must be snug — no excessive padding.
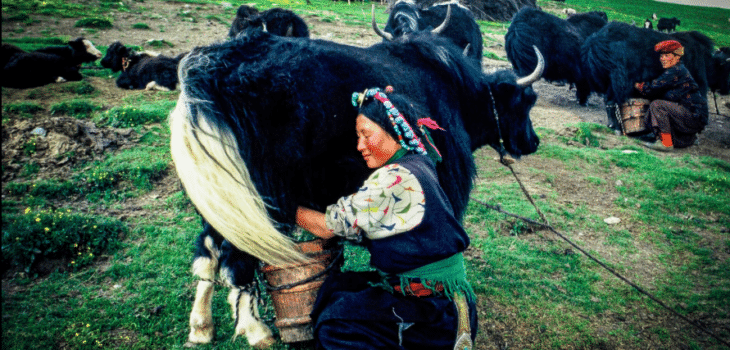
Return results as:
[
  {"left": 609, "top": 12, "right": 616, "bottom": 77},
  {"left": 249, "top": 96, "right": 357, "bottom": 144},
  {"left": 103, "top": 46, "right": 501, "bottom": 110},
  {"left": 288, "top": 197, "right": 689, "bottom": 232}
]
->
[
  {"left": 3, "top": 102, "right": 45, "bottom": 117},
  {"left": 98, "top": 102, "right": 175, "bottom": 127},
  {"left": 74, "top": 18, "right": 112, "bottom": 29},
  {"left": 61, "top": 81, "right": 96, "bottom": 95},
  {"left": 20, "top": 162, "right": 40, "bottom": 177},
  {"left": 50, "top": 99, "right": 100, "bottom": 118},
  {"left": 1, "top": 208, "right": 125, "bottom": 274},
  {"left": 5, "top": 13, "right": 30, "bottom": 21},
  {"left": 132, "top": 22, "right": 150, "bottom": 29},
  {"left": 146, "top": 39, "right": 173, "bottom": 48},
  {"left": 23, "top": 137, "right": 38, "bottom": 156}
]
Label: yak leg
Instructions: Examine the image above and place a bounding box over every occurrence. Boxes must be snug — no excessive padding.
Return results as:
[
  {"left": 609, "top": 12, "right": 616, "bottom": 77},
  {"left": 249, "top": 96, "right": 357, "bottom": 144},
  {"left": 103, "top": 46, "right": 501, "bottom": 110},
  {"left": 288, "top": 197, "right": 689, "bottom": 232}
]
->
[
  {"left": 188, "top": 232, "right": 220, "bottom": 344},
  {"left": 145, "top": 81, "right": 171, "bottom": 91},
  {"left": 219, "top": 240, "right": 275, "bottom": 348},
  {"left": 188, "top": 280, "right": 216, "bottom": 344},
  {"left": 228, "top": 286, "right": 275, "bottom": 349}
]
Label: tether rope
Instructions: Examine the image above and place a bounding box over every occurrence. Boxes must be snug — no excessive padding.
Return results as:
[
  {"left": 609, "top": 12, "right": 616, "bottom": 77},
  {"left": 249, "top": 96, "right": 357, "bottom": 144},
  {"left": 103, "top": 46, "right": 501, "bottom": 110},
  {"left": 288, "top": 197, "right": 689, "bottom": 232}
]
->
[{"left": 469, "top": 160, "right": 729, "bottom": 347}]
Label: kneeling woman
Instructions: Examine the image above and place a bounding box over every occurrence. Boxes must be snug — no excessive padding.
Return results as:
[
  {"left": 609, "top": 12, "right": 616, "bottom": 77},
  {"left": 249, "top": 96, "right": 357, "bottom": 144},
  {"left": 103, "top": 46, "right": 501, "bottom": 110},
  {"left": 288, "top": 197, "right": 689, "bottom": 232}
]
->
[
  {"left": 634, "top": 40, "right": 709, "bottom": 151},
  {"left": 296, "top": 87, "right": 478, "bottom": 349}
]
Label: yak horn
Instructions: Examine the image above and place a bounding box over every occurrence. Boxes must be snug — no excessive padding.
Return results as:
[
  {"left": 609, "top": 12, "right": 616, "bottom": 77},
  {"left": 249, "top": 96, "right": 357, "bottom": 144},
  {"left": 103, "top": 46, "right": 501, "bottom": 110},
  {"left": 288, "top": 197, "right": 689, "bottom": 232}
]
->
[
  {"left": 431, "top": 4, "right": 451, "bottom": 35},
  {"left": 516, "top": 46, "right": 544, "bottom": 87},
  {"left": 372, "top": 4, "right": 394, "bottom": 41},
  {"left": 463, "top": 43, "right": 471, "bottom": 57},
  {"left": 285, "top": 25, "right": 293, "bottom": 37}
]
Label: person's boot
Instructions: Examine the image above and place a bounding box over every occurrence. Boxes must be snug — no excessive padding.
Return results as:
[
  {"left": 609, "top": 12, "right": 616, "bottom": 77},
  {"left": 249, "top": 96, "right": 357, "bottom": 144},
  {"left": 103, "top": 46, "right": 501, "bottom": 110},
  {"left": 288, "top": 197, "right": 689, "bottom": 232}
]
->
[
  {"left": 636, "top": 131, "right": 656, "bottom": 142},
  {"left": 643, "top": 132, "right": 674, "bottom": 152}
]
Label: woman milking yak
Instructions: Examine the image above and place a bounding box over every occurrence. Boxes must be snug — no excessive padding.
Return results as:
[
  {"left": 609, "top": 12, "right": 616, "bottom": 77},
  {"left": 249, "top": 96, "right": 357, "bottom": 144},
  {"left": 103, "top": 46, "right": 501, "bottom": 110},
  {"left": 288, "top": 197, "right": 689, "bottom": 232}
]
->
[{"left": 296, "top": 86, "right": 478, "bottom": 349}]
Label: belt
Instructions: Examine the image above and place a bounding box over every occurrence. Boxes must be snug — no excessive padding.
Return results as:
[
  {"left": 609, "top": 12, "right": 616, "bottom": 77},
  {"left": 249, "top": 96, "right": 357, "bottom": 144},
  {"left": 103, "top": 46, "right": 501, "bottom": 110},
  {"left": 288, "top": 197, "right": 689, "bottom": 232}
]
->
[{"left": 392, "top": 281, "right": 444, "bottom": 297}]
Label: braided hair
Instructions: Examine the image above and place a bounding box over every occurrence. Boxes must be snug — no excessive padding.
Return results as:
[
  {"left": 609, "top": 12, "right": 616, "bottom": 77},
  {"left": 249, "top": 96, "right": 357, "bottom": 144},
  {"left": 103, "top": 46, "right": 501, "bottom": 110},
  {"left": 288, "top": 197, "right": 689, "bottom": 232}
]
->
[{"left": 352, "top": 87, "right": 443, "bottom": 162}]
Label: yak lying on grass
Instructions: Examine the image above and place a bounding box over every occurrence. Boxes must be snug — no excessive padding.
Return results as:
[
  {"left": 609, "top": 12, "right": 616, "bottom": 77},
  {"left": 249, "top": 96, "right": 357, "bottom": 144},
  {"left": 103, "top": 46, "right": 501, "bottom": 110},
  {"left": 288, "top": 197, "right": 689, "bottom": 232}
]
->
[
  {"left": 100, "top": 42, "right": 185, "bottom": 91},
  {"left": 2, "top": 38, "right": 101, "bottom": 89},
  {"left": 170, "top": 30, "right": 543, "bottom": 347}
]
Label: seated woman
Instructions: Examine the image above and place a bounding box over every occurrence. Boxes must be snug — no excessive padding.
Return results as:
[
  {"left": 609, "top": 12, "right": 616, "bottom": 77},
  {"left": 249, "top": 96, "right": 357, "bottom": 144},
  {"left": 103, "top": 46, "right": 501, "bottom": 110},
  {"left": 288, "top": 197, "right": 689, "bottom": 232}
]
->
[
  {"left": 295, "top": 87, "right": 478, "bottom": 349},
  {"left": 633, "top": 40, "right": 709, "bottom": 151}
]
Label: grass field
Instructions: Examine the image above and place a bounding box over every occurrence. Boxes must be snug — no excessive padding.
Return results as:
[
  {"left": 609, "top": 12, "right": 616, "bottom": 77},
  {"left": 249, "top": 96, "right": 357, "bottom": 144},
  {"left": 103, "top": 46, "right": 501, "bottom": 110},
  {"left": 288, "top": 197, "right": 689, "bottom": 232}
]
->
[{"left": 2, "top": 0, "right": 729, "bottom": 349}]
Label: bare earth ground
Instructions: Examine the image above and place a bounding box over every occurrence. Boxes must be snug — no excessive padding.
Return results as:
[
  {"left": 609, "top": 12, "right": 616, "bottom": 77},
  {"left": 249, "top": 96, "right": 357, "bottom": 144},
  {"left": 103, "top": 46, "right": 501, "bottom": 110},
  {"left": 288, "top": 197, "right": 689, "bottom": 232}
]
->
[{"left": 2, "top": 2, "right": 730, "bottom": 349}]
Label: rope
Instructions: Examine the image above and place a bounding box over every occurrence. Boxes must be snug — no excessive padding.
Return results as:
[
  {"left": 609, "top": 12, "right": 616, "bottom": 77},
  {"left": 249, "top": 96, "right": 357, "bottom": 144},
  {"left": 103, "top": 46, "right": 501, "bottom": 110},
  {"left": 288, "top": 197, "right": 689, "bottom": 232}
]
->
[
  {"left": 263, "top": 247, "right": 344, "bottom": 291},
  {"left": 469, "top": 161, "right": 729, "bottom": 347}
]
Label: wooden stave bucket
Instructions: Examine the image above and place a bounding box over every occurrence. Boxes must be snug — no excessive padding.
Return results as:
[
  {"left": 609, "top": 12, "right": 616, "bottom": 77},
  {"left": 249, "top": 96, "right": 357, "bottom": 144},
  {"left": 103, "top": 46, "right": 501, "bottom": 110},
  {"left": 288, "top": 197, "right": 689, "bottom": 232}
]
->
[
  {"left": 260, "top": 239, "right": 337, "bottom": 343},
  {"left": 619, "top": 98, "right": 650, "bottom": 135}
]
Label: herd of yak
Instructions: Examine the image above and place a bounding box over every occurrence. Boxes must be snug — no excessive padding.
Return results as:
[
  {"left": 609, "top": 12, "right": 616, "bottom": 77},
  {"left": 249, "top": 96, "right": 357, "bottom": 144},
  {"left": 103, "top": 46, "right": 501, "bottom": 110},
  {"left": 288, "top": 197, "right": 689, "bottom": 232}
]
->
[{"left": 3, "top": 2, "right": 730, "bottom": 348}]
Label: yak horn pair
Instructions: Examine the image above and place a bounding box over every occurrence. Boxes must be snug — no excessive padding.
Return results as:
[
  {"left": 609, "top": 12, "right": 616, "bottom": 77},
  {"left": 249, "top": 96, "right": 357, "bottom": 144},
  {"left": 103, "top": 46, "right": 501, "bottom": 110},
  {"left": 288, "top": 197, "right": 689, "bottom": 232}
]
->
[
  {"left": 371, "top": 4, "right": 451, "bottom": 41},
  {"left": 515, "top": 46, "right": 545, "bottom": 87}
]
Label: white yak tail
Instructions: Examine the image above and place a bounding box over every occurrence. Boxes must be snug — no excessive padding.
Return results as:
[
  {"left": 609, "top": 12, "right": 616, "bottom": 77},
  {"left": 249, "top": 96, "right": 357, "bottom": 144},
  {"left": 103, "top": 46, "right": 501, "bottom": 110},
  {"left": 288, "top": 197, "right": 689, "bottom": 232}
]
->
[{"left": 169, "top": 91, "right": 308, "bottom": 267}]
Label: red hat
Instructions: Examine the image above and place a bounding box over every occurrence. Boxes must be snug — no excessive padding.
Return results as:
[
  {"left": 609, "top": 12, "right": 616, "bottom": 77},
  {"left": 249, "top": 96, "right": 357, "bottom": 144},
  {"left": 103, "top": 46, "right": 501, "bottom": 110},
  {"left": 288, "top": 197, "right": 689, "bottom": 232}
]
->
[{"left": 654, "top": 40, "right": 684, "bottom": 56}]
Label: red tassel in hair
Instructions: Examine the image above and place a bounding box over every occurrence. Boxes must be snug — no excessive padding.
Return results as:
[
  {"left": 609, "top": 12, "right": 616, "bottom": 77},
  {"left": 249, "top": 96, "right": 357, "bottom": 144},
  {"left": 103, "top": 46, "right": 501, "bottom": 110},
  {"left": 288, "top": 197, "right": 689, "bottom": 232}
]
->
[{"left": 417, "top": 118, "right": 445, "bottom": 131}]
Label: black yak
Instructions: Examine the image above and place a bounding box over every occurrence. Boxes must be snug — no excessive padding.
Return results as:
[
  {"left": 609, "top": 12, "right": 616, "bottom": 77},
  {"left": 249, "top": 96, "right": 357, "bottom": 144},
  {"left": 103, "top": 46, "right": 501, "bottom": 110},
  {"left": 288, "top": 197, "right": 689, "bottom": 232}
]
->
[
  {"left": 506, "top": 8, "right": 606, "bottom": 105},
  {"left": 2, "top": 38, "right": 101, "bottom": 89},
  {"left": 100, "top": 42, "right": 185, "bottom": 91},
  {"left": 171, "top": 30, "right": 543, "bottom": 347},
  {"left": 581, "top": 21, "right": 716, "bottom": 133}
]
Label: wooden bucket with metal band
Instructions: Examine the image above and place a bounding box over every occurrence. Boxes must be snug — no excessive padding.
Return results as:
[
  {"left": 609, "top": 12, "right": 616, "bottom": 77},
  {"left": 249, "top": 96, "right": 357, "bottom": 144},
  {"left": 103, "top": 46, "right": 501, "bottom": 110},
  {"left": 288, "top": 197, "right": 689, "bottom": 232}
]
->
[
  {"left": 619, "top": 98, "right": 650, "bottom": 135},
  {"left": 260, "top": 239, "right": 338, "bottom": 343}
]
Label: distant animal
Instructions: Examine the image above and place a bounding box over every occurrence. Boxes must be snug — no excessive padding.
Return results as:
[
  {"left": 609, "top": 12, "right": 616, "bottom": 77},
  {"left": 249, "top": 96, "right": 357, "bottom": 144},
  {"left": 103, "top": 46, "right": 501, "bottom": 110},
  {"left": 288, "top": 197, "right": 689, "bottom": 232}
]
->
[
  {"left": 566, "top": 11, "right": 609, "bottom": 38},
  {"left": 506, "top": 8, "right": 607, "bottom": 105},
  {"left": 710, "top": 47, "right": 730, "bottom": 95},
  {"left": 100, "top": 42, "right": 184, "bottom": 91},
  {"left": 653, "top": 13, "right": 658, "bottom": 20},
  {"left": 563, "top": 8, "right": 577, "bottom": 16},
  {"left": 656, "top": 17, "right": 680, "bottom": 32},
  {"left": 373, "top": 1, "right": 483, "bottom": 65},
  {"left": 171, "top": 30, "right": 543, "bottom": 348},
  {"left": 2, "top": 38, "right": 101, "bottom": 89},
  {"left": 644, "top": 18, "right": 653, "bottom": 29},
  {"left": 228, "top": 5, "right": 309, "bottom": 38},
  {"left": 581, "top": 21, "right": 716, "bottom": 133}
]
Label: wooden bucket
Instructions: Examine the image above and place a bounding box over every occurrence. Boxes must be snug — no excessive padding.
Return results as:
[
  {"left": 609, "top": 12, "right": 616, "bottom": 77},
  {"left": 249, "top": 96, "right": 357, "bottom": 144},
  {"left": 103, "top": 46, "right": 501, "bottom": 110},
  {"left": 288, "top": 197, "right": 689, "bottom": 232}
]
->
[
  {"left": 619, "top": 98, "right": 650, "bottom": 135},
  {"left": 260, "top": 239, "right": 337, "bottom": 343}
]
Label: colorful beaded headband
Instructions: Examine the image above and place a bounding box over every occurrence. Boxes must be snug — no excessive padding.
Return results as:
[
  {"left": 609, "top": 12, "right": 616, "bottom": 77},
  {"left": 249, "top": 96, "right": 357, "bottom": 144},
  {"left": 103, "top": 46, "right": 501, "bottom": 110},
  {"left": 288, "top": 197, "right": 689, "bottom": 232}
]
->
[{"left": 352, "top": 86, "right": 444, "bottom": 160}]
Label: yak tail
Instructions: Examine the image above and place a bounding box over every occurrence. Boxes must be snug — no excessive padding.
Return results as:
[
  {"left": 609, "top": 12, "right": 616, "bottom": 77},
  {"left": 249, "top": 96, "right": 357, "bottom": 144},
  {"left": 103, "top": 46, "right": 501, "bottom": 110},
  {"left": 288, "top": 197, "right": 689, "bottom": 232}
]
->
[{"left": 169, "top": 92, "right": 308, "bottom": 267}]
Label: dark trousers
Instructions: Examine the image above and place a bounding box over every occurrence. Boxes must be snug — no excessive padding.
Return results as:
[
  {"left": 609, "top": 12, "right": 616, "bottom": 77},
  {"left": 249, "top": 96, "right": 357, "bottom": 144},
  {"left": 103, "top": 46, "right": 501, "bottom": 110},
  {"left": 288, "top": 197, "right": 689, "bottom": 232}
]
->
[
  {"left": 312, "top": 271, "right": 478, "bottom": 350},
  {"left": 647, "top": 100, "right": 703, "bottom": 148}
]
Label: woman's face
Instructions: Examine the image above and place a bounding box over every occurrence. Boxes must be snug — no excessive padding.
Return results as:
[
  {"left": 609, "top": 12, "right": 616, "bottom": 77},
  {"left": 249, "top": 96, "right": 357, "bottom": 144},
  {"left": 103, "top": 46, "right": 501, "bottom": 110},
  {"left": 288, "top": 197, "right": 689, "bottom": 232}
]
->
[
  {"left": 356, "top": 114, "right": 401, "bottom": 168},
  {"left": 660, "top": 52, "right": 680, "bottom": 69}
]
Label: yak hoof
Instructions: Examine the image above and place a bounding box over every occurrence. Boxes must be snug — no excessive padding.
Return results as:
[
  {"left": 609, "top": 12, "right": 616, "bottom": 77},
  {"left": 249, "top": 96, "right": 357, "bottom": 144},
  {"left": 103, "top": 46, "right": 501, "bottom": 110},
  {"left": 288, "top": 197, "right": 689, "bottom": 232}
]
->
[
  {"left": 187, "top": 322, "right": 214, "bottom": 344},
  {"left": 251, "top": 336, "right": 276, "bottom": 349}
]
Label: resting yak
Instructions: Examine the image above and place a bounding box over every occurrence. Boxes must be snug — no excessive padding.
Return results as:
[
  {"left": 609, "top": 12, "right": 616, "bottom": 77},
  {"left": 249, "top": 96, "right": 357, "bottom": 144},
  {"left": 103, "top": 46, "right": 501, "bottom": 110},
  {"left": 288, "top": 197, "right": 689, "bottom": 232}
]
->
[
  {"left": 2, "top": 38, "right": 102, "bottom": 89},
  {"left": 100, "top": 42, "right": 185, "bottom": 91},
  {"left": 506, "top": 8, "right": 607, "bottom": 106},
  {"left": 581, "top": 21, "right": 717, "bottom": 133},
  {"left": 170, "top": 30, "right": 543, "bottom": 347},
  {"left": 373, "top": 1, "right": 483, "bottom": 65},
  {"left": 228, "top": 6, "right": 309, "bottom": 38}
]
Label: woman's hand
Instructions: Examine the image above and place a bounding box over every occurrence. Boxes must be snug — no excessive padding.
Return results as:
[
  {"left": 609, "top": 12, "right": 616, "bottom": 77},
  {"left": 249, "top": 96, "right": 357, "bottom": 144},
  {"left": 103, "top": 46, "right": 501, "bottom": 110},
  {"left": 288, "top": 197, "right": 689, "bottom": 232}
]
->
[
  {"left": 634, "top": 82, "right": 645, "bottom": 90},
  {"left": 296, "top": 206, "right": 335, "bottom": 240}
]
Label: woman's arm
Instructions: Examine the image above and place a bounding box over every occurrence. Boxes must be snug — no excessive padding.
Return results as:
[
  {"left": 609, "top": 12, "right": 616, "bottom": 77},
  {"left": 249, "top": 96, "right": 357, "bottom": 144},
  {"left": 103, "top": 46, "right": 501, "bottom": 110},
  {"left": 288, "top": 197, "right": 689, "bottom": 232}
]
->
[{"left": 296, "top": 206, "right": 335, "bottom": 240}]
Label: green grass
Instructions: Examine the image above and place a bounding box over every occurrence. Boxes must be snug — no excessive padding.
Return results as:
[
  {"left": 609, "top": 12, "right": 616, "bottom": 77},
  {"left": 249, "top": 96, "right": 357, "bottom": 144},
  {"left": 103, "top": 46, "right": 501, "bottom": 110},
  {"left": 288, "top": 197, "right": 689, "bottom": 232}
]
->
[{"left": 50, "top": 99, "right": 101, "bottom": 119}]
